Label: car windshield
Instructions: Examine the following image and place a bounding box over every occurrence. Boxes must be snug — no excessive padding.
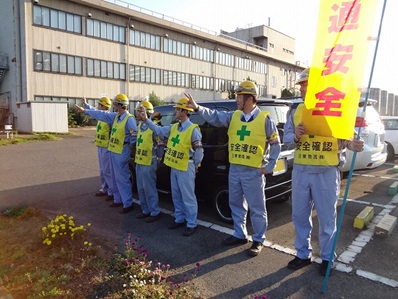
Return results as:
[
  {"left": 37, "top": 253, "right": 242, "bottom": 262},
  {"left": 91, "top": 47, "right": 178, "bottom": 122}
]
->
[{"left": 257, "top": 105, "right": 289, "bottom": 126}]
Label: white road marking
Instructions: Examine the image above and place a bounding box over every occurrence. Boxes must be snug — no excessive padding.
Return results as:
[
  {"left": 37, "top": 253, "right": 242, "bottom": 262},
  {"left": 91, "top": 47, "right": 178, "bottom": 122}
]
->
[{"left": 134, "top": 196, "right": 398, "bottom": 288}]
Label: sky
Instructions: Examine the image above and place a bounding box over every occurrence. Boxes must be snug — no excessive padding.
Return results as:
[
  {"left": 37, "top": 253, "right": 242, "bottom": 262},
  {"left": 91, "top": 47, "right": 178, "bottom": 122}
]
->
[{"left": 118, "top": 0, "right": 397, "bottom": 95}]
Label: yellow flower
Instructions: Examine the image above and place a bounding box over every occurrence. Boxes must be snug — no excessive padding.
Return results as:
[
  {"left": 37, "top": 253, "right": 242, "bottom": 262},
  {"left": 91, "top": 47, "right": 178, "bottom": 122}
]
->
[{"left": 87, "top": 223, "right": 91, "bottom": 227}]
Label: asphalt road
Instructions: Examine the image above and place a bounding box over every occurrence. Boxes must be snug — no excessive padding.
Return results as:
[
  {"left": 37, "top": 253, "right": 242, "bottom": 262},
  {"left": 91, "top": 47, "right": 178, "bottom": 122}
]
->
[{"left": 0, "top": 128, "right": 397, "bottom": 299}]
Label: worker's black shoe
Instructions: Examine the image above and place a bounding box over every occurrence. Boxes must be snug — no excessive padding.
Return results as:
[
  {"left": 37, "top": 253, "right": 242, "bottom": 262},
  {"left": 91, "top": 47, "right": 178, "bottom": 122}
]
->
[
  {"left": 320, "top": 260, "right": 333, "bottom": 276},
  {"left": 145, "top": 213, "right": 161, "bottom": 223},
  {"left": 119, "top": 205, "right": 134, "bottom": 214},
  {"left": 247, "top": 241, "right": 263, "bottom": 257},
  {"left": 136, "top": 212, "right": 150, "bottom": 219},
  {"left": 95, "top": 191, "right": 107, "bottom": 197},
  {"left": 287, "top": 257, "right": 311, "bottom": 270},
  {"left": 167, "top": 221, "right": 186, "bottom": 229}
]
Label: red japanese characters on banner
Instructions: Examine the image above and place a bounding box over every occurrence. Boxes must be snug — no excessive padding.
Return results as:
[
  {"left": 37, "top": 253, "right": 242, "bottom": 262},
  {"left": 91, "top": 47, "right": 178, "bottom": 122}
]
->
[{"left": 302, "top": 0, "right": 378, "bottom": 139}]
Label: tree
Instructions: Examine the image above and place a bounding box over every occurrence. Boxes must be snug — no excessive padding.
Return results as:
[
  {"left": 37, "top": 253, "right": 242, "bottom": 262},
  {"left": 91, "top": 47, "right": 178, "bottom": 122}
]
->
[
  {"left": 148, "top": 91, "right": 164, "bottom": 107},
  {"left": 281, "top": 88, "right": 294, "bottom": 98},
  {"left": 227, "top": 88, "right": 236, "bottom": 99}
]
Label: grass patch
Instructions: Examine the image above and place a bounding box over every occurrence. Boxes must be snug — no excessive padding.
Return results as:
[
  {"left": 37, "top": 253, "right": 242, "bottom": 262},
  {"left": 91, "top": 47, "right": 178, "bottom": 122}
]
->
[
  {"left": 0, "top": 206, "right": 202, "bottom": 299},
  {"left": 0, "top": 133, "right": 62, "bottom": 146}
]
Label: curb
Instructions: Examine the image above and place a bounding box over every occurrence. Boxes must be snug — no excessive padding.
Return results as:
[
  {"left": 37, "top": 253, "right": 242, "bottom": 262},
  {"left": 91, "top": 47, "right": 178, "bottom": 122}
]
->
[{"left": 353, "top": 206, "right": 374, "bottom": 229}]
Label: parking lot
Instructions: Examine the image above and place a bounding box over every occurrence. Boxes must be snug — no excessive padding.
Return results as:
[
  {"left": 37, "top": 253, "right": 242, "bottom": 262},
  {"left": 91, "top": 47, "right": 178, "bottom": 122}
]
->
[{"left": 0, "top": 128, "right": 397, "bottom": 298}]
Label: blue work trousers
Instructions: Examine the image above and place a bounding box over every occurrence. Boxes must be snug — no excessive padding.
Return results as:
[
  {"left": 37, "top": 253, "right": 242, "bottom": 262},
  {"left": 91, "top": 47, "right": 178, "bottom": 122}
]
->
[
  {"left": 110, "top": 145, "right": 133, "bottom": 208},
  {"left": 136, "top": 158, "right": 160, "bottom": 216},
  {"left": 170, "top": 162, "right": 198, "bottom": 228},
  {"left": 291, "top": 166, "right": 340, "bottom": 261},
  {"left": 97, "top": 147, "right": 113, "bottom": 196},
  {"left": 228, "top": 164, "right": 267, "bottom": 243}
]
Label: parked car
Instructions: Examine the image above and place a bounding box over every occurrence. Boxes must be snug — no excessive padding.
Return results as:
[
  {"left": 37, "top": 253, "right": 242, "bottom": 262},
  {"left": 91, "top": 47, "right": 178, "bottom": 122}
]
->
[
  {"left": 380, "top": 116, "right": 398, "bottom": 160},
  {"left": 130, "top": 99, "right": 294, "bottom": 223},
  {"left": 339, "top": 98, "right": 387, "bottom": 172}
]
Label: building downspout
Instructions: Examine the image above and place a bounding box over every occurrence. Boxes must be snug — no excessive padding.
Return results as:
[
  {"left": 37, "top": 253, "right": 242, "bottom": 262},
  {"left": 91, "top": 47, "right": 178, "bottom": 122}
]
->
[
  {"left": 126, "top": 18, "right": 130, "bottom": 101},
  {"left": 12, "top": 0, "right": 24, "bottom": 127}
]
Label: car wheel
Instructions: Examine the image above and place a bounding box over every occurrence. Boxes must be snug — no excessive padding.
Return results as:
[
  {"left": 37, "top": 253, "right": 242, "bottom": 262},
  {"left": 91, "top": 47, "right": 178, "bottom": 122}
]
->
[
  {"left": 387, "top": 143, "right": 395, "bottom": 160},
  {"left": 212, "top": 186, "right": 233, "bottom": 224}
]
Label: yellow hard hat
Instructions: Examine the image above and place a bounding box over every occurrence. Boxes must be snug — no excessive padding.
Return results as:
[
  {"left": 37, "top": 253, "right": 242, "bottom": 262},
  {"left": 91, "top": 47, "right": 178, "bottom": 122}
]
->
[
  {"left": 98, "top": 97, "right": 111, "bottom": 108},
  {"left": 236, "top": 81, "right": 258, "bottom": 96},
  {"left": 113, "top": 93, "right": 129, "bottom": 105},
  {"left": 151, "top": 111, "right": 162, "bottom": 124},
  {"left": 173, "top": 98, "right": 194, "bottom": 112},
  {"left": 136, "top": 100, "right": 154, "bottom": 114},
  {"left": 296, "top": 68, "right": 310, "bottom": 84}
]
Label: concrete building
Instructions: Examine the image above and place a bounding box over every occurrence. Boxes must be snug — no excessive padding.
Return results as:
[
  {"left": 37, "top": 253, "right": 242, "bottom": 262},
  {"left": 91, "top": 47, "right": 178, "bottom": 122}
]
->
[{"left": 0, "top": 0, "right": 304, "bottom": 132}]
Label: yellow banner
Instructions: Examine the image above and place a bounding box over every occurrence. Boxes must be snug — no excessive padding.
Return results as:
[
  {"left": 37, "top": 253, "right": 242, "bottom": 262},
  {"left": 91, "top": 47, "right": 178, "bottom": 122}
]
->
[{"left": 303, "top": 0, "right": 378, "bottom": 139}]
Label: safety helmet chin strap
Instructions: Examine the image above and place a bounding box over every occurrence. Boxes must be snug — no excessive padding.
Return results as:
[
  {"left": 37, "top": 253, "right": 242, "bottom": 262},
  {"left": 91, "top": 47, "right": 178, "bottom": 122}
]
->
[{"left": 240, "top": 95, "right": 251, "bottom": 111}]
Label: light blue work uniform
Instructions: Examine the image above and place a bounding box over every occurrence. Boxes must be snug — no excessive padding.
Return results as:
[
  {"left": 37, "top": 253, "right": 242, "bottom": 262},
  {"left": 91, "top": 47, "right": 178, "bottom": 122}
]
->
[
  {"left": 85, "top": 109, "right": 137, "bottom": 209},
  {"left": 196, "top": 105, "right": 281, "bottom": 243},
  {"left": 84, "top": 103, "right": 113, "bottom": 197},
  {"left": 284, "top": 105, "right": 348, "bottom": 262},
  {"left": 135, "top": 121, "right": 164, "bottom": 217},
  {"left": 145, "top": 118, "right": 204, "bottom": 228}
]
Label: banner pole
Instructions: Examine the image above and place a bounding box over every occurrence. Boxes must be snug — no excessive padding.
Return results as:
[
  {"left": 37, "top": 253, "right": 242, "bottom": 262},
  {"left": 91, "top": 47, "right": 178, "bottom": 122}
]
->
[{"left": 321, "top": 0, "right": 388, "bottom": 294}]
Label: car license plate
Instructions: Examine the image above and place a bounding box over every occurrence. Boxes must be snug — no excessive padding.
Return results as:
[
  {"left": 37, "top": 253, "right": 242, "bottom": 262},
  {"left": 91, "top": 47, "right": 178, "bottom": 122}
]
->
[{"left": 273, "top": 158, "right": 287, "bottom": 176}]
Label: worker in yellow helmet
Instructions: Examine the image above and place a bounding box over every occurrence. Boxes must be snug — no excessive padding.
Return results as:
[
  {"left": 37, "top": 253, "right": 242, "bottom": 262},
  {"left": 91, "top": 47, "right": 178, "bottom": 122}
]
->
[
  {"left": 75, "top": 93, "right": 137, "bottom": 214},
  {"left": 80, "top": 96, "right": 114, "bottom": 201},
  {"left": 139, "top": 97, "right": 203, "bottom": 236},
  {"left": 284, "top": 68, "right": 364, "bottom": 275},
  {"left": 133, "top": 100, "right": 164, "bottom": 222},
  {"left": 185, "top": 81, "right": 281, "bottom": 257}
]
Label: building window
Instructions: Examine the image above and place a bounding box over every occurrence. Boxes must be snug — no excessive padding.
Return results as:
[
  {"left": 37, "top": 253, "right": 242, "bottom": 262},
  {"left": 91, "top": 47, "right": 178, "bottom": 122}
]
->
[
  {"left": 34, "top": 50, "right": 82, "bottom": 75},
  {"left": 129, "top": 30, "right": 160, "bottom": 51},
  {"left": 192, "top": 45, "right": 214, "bottom": 62},
  {"left": 215, "top": 78, "right": 227, "bottom": 92},
  {"left": 272, "top": 76, "right": 277, "bottom": 88},
  {"left": 59, "top": 54, "right": 67, "bottom": 73},
  {"left": 51, "top": 53, "right": 59, "bottom": 72},
  {"left": 87, "top": 59, "right": 126, "bottom": 80},
  {"left": 129, "top": 65, "right": 161, "bottom": 84},
  {"left": 215, "top": 52, "right": 235, "bottom": 67},
  {"left": 87, "top": 18, "right": 126, "bottom": 43},
  {"left": 163, "top": 70, "right": 189, "bottom": 87},
  {"left": 258, "top": 85, "right": 267, "bottom": 96},
  {"left": 164, "top": 38, "right": 190, "bottom": 57},
  {"left": 33, "top": 5, "right": 82, "bottom": 34}
]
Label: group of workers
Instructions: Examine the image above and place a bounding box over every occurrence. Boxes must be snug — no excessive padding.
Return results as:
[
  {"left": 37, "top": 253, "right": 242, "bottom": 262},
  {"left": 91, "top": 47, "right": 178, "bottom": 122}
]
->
[{"left": 75, "top": 67, "right": 365, "bottom": 276}]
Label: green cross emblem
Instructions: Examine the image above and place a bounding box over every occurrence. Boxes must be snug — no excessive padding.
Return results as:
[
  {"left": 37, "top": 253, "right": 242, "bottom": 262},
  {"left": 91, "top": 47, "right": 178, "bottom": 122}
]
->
[
  {"left": 97, "top": 122, "right": 102, "bottom": 132},
  {"left": 171, "top": 134, "right": 180, "bottom": 147},
  {"left": 111, "top": 127, "right": 117, "bottom": 135},
  {"left": 137, "top": 134, "right": 143, "bottom": 146},
  {"left": 237, "top": 125, "right": 251, "bottom": 141}
]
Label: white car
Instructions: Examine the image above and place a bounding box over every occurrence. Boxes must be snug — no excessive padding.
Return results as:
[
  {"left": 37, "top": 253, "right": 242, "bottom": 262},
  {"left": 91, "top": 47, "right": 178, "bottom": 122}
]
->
[
  {"left": 339, "top": 98, "right": 387, "bottom": 172},
  {"left": 380, "top": 116, "right": 398, "bottom": 160}
]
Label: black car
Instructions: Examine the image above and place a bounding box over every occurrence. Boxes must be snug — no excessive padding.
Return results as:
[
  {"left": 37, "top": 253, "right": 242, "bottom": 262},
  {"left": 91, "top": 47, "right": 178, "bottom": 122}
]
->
[{"left": 130, "top": 99, "right": 294, "bottom": 223}]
